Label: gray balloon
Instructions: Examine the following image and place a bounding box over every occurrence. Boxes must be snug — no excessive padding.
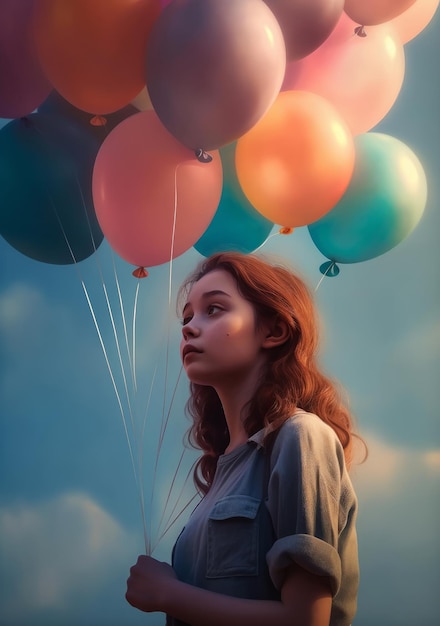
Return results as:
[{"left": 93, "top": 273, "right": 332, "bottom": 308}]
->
[{"left": 146, "top": 0, "right": 286, "bottom": 151}]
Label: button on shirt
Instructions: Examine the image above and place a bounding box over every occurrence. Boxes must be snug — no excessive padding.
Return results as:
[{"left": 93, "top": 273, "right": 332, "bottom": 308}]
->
[{"left": 167, "top": 410, "right": 359, "bottom": 626}]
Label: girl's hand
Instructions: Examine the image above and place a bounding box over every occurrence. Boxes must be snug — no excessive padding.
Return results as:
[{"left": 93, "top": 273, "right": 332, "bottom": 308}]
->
[{"left": 126, "top": 554, "right": 177, "bottom": 613}]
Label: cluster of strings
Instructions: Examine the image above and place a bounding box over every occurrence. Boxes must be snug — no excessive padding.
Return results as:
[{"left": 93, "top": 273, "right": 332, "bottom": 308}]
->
[{"left": 53, "top": 164, "right": 199, "bottom": 556}]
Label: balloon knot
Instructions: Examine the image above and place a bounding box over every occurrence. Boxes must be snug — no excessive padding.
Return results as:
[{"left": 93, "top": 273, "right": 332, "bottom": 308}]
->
[
  {"left": 319, "top": 261, "right": 340, "bottom": 277},
  {"left": 354, "top": 25, "right": 367, "bottom": 37},
  {"left": 132, "top": 267, "right": 149, "bottom": 279},
  {"left": 279, "top": 226, "right": 294, "bottom": 235},
  {"left": 195, "top": 149, "right": 213, "bottom": 163},
  {"left": 90, "top": 115, "right": 107, "bottom": 127}
]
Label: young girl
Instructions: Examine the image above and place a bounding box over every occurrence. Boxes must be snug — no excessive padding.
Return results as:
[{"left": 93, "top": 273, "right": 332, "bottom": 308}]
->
[{"left": 126, "top": 252, "right": 361, "bottom": 626}]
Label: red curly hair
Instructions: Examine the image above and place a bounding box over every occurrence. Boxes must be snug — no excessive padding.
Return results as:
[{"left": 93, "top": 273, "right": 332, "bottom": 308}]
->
[{"left": 178, "top": 251, "right": 360, "bottom": 494}]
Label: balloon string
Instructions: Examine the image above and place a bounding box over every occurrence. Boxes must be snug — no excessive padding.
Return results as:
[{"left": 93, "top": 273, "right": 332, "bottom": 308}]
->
[
  {"left": 154, "top": 446, "right": 195, "bottom": 549},
  {"left": 132, "top": 280, "right": 141, "bottom": 393},
  {"left": 48, "top": 193, "right": 136, "bottom": 471},
  {"left": 314, "top": 261, "right": 337, "bottom": 292},
  {"left": 80, "top": 279, "right": 138, "bottom": 486},
  {"left": 148, "top": 163, "right": 181, "bottom": 550},
  {"left": 75, "top": 173, "right": 101, "bottom": 255},
  {"left": 153, "top": 490, "right": 199, "bottom": 553},
  {"left": 161, "top": 161, "right": 181, "bottom": 436},
  {"left": 112, "top": 252, "right": 136, "bottom": 394},
  {"left": 140, "top": 361, "right": 160, "bottom": 556},
  {"left": 107, "top": 252, "right": 150, "bottom": 553},
  {"left": 157, "top": 164, "right": 181, "bottom": 463},
  {"left": 101, "top": 278, "right": 136, "bottom": 426}
]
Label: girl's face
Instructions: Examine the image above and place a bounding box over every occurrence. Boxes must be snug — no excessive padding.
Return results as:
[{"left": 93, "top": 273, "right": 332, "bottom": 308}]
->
[{"left": 180, "top": 269, "right": 268, "bottom": 388}]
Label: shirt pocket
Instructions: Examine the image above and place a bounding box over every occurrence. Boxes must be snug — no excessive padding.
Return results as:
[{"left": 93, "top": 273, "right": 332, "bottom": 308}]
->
[{"left": 206, "top": 495, "right": 261, "bottom": 578}]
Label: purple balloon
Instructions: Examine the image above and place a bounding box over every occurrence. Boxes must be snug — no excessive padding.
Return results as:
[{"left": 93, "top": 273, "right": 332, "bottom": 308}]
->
[
  {"left": 0, "top": 0, "right": 51, "bottom": 118},
  {"left": 264, "top": 0, "right": 344, "bottom": 61},
  {"left": 146, "top": 0, "right": 286, "bottom": 151}
]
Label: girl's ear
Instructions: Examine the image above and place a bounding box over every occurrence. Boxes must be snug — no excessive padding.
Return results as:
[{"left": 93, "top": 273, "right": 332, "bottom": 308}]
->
[{"left": 261, "top": 319, "right": 290, "bottom": 349}]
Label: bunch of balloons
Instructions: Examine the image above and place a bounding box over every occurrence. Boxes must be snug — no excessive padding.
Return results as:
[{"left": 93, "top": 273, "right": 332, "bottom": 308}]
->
[{"left": 0, "top": 0, "right": 436, "bottom": 272}]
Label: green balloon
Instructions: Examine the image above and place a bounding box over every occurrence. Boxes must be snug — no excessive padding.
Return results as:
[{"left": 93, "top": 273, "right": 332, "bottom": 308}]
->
[
  {"left": 308, "top": 133, "right": 427, "bottom": 264},
  {"left": 0, "top": 114, "right": 103, "bottom": 265}
]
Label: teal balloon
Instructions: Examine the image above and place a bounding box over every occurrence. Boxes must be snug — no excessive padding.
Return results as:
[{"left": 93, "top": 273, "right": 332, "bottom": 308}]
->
[
  {"left": 0, "top": 113, "right": 103, "bottom": 265},
  {"left": 194, "top": 142, "right": 273, "bottom": 256},
  {"left": 308, "top": 133, "right": 427, "bottom": 264}
]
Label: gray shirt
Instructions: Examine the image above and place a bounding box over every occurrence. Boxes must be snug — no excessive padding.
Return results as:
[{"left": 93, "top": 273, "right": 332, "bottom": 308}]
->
[{"left": 167, "top": 410, "right": 359, "bottom": 626}]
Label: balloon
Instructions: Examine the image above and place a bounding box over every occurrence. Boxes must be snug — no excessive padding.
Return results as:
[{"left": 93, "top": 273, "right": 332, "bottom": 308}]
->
[
  {"left": 0, "top": 114, "right": 103, "bottom": 264},
  {"left": 38, "top": 91, "right": 138, "bottom": 144},
  {"left": 33, "top": 0, "right": 161, "bottom": 114},
  {"left": 146, "top": 0, "right": 286, "bottom": 150},
  {"left": 343, "top": 0, "right": 416, "bottom": 26},
  {"left": 282, "top": 13, "right": 405, "bottom": 135},
  {"left": 0, "top": 0, "right": 51, "bottom": 118},
  {"left": 308, "top": 133, "right": 427, "bottom": 264},
  {"left": 392, "top": 0, "right": 439, "bottom": 43},
  {"left": 263, "top": 0, "right": 344, "bottom": 60},
  {"left": 92, "top": 111, "right": 223, "bottom": 269},
  {"left": 194, "top": 143, "right": 273, "bottom": 256},
  {"left": 235, "top": 90, "right": 355, "bottom": 228}
]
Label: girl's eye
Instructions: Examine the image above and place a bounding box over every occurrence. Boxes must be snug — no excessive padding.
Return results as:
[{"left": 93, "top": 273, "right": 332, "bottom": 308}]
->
[
  {"left": 181, "top": 314, "right": 192, "bottom": 326},
  {"left": 207, "top": 304, "right": 222, "bottom": 316}
]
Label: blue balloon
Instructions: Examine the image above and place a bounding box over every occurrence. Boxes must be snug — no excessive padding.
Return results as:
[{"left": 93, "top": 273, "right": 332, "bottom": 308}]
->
[
  {"left": 308, "top": 133, "right": 427, "bottom": 264},
  {"left": 195, "top": 142, "right": 273, "bottom": 257},
  {"left": 0, "top": 113, "right": 104, "bottom": 264}
]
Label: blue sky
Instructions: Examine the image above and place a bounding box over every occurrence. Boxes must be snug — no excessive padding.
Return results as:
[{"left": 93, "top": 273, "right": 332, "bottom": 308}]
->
[{"left": 1, "top": 8, "right": 439, "bottom": 626}]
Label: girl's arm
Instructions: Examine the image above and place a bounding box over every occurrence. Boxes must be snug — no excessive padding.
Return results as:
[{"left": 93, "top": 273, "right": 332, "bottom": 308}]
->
[{"left": 126, "top": 555, "right": 332, "bottom": 626}]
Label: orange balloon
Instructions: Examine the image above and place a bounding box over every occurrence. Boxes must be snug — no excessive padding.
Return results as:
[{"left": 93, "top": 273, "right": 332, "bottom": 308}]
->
[
  {"left": 33, "top": 0, "right": 160, "bottom": 114},
  {"left": 235, "top": 91, "right": 355, "bottom": 228}
]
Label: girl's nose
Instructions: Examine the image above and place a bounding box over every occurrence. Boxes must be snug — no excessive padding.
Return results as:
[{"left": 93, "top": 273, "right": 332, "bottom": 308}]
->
[{"left": 182, "top": 321, "right": 199, "bottom": 340}]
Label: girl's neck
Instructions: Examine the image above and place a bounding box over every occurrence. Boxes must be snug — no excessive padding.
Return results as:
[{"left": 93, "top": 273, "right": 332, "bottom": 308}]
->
[{"left": 215, "top": 379, "right": 257, "bottom": 454}]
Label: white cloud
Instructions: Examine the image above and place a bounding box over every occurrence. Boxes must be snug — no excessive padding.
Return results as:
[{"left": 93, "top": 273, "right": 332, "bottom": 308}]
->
[
  {"left": 0, "top": 492, "right": 138, "bottom": 622},
  {"left": 351, "top": 432, "right": 440, "bottom": 498}
]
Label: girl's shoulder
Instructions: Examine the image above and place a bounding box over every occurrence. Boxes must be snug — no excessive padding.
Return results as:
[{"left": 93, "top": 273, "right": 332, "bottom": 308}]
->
[
  {"left": 271, "top": 409, "right": 345, "bottom": 468},
  {"left": 278, "top": 409, "right": 339, "bottom": 441}
]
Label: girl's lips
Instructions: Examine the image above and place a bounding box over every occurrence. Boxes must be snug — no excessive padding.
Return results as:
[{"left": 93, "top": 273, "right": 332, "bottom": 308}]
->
[{"left": 182, "top": 345, "right": 202, "bottom": 359}]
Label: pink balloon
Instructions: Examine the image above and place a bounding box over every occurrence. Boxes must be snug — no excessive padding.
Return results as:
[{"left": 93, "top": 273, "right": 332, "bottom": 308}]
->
[
  {"left": 263, "top": 0, "right": 344, "bottom": 60},
  {"left": 392, "top": 0, "right": 439, "bottom": 43},
  {"left": 282, "top": 13, "right": 405, "bottom": 135},
  {"left": 344, "top": 0, "right": 416, "bottom": 26},
  {"left": 92, "top": 111, "right": 223, "bottom": 269},
  {"left": 0, "top": 0, "right": 51, "bottom": 117}
]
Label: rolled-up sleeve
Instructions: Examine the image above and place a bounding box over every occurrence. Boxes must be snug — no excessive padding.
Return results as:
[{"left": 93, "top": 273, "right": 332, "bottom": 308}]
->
[{"left": 265, "top": 412, "right": 355, "bottom": 596}]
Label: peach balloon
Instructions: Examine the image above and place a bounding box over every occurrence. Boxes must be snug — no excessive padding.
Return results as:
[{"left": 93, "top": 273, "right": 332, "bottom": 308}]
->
[
  {"left": 235, "top": 91, "right": 355, "bottom": 228},
  {"left": 282, "top": 13, "right": 405, "bottom": 135},
  {"left": 33, "top": 0, "right": 161, "bottom": 114},
  {"left": 92, "top": 111, "right": 223, "bottom": 269},
  {"left": 344, "top": 0, "right": 416, "bottom": 25},
  {"left": 392, "top": 0, "right": 439, "bottom": 43}
]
